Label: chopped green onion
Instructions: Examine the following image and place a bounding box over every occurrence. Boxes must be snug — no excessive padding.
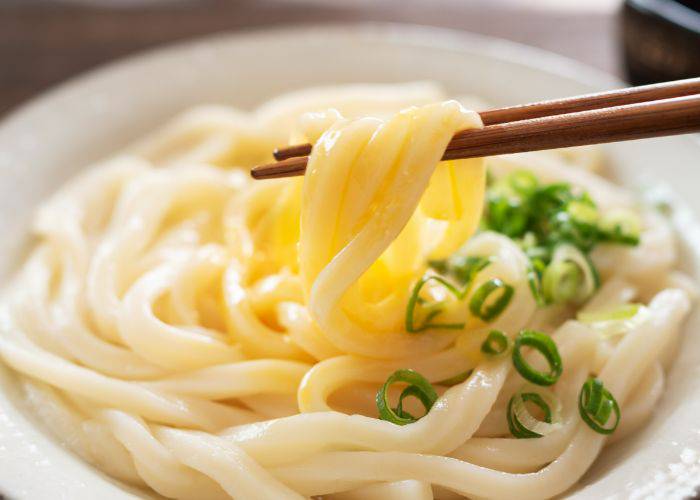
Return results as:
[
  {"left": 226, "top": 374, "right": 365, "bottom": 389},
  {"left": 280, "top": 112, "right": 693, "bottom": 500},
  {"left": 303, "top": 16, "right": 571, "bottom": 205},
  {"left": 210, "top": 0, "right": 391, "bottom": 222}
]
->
[
  {"left": 376, "top": 369, "right": 438, "bottom": 426},
  {"left": 394, "top": 385, "right": 425, "bottom": 420},
  {"left": 542, "top": 260, "right": 582, "bottom": 303},
  {"left": 486, "top": 195, "right": 529, "bottom": 237},
  {"left": 525, "top": 246, "right": 550, "bottom": 262},
  {"left": 578, "top": 303, "right": 642, "bottom": 322},
  {"left": 480, "top": 172, "right": 642, "bottom": 311},
  {"left": 427, "top": 259, "right": 449, "bottom": 276},
  {"left": 531, "top": 183, "right": 575, "bottom": 221},
  {"left": 469, "top": 278, "right": 514, "bottom": 322},
  {"left": 508, "top": 170, "right": 539, "bottom": 196},
  {"left": 542, "top": 244, "right": 599, "bottom": 305},
  {"left": 547, "top": 209, "right": 600, "bottom": 254},
  {"left": 519, "top": 230, "right": 547, "bottom": 300},
  {"left": 512, "top": 330, "right": 563, "bottom": 386},
  {"left": 436, "top": 369, "right": 473, "bottom": 386},
  {"left": 578, "top": 303, "right": 650, "bottom": 339},
  {"left": 526, "top": 259, "right": 546, "bottom": 306},
  {"left": 407, "top": 257, "right": 494, "bottom": 333},
  {"left": 428, "top": 255, "right": 491, "bottom": 286},
  {"left": 484, "top": 172, "right": 639, "bottom": 261},
  {"left": 481, "top": 330, "right": 510, "bottom": 356},
  {"left": 599, "top": 209, "right": 641, "bottom": 246},
  {"left": 567, "top": 199, "right": 599, "bottom": 226},
  {"left": 507, "top": 386, "right": 562, "bottom": 439},
  {"left": 578, "top": 378, "right": 620, "bottom": 434},
  {"left": 405, "top": 276, "right": 466, "bottom": 333}
]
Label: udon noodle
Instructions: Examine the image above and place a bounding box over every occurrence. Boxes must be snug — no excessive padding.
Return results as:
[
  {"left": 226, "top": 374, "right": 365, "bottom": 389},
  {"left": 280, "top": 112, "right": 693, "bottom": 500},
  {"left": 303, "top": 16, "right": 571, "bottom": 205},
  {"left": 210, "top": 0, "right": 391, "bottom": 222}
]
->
[{"left": 0, "top": 83, "right": 694, "bottom": 499}]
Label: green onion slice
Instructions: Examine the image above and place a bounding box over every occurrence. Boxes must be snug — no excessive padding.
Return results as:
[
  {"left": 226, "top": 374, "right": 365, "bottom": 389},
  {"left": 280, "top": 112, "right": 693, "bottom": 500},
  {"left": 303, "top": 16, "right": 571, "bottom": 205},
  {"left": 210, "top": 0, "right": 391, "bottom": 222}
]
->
[
  {"left": 542, "top": 260, "right": 582, "bottom": 303},
  {"left": 526, "top": 259, "right": 546, "bottom": 307},
  {"left": 508, "top": 170, "right": 539, "bottom": 196},
  {"left": 578, "top": 378, "right": 621, "bottom": 434},
  {"left": 577, "top": 303, "right": 649, "bottom": 338},
  {"left": 428, "top": 255, "right": 491, "bottom": 286},
  {"left": 469, "top": 278, "right": 514, "bottom": 322},
  {"left": 405, "top": 275, "right": 467, "bottom": 333},
  {"left": 542, "top": 244, "right": 599, "bottom": 305},
  {"left": 567, "top": 199, "right": 600, "bottom": 225},
  {"left": 484, "top": 170, "right": 639, "bottom": 261},
  {"left": 481, "top": 330, "right": 510, "bottom": 356},
  {"left": 599, "top": 208, "right": 641, "bottom": 246},
  {"left": 407, "top": 257, "right": 493, "bottom": 333},
  {"left": 376, "top": 369, "right": 438, "bottom": 426},
  {"left": 486, "top": 195, "right": 529, "bottom": 237},
  {"left": 512, "top": 329, "right": 563, "bottom": 386},
  {"left": 507, "top": 385, "right": 562, "bottom": 439}
]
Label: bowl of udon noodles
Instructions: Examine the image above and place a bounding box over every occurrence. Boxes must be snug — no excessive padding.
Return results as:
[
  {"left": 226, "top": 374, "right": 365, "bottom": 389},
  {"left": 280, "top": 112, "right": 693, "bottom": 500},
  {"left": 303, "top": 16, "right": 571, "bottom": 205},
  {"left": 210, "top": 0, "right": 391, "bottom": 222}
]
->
[{"left": 1, "top": 24, "right": 699, "bottom": 500}]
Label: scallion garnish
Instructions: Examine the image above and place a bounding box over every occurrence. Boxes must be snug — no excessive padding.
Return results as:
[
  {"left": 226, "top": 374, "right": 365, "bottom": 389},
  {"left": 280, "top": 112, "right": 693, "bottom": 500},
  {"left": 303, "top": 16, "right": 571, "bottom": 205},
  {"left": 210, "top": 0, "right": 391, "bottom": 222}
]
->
[
  {"left": 405, "top": 275, "right": 467, "bottom": 333},
  {"left": 577, "top": 304, "right": 641, "bottom": 323},
  {"left": 469, "top": 278, "right": 514, "bottom": 322},
  {"left": 542, "top": 244, "right": 599, "bottom": 305},
  {"left": 507, "top": 386, "right": 562, "bottom": 439},
  {"left": 598, "top": 209, "right": 641, "bottom": 246},
  {"left": 508, "top": 170, "right": 539, "bottom": 196},
  {"left": 406, "top": 257, "right": 495, "bottom": 333},
  {"left": 567, "top": 199, "right": 599, "bottom": 226},
  {"left": 526, "top": 259, "right": 546, "bottom": 307},
  {"left": 486, "top": 194, "right": 529, "bottom": 237},
  {"left": 376, "top": 369, "right": 438, "bottom": 426},
  {"left": 512, "top": 329, "right": 563, "bottom": 386},
  {"left": 480, "top": 329, "right": 510, "bottom": 356},
  {"left": 428, "top": 255, "right": 491, "bottom": 286},
  {"left": 483, "top": 170, "right": 640, "bottom": 308},
  {"left": 578, "top": 378, "right": 620, "bottom": 434},
  {"left": 542, "top": 260, "right": 582, "bottom": 303}
]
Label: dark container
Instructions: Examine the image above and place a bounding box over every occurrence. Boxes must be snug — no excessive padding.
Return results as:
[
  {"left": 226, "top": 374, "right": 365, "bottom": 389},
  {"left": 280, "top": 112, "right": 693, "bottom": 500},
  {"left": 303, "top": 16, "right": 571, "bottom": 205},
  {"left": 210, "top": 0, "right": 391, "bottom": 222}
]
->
[{"left": 621, "top": 0, "right": 700, "bottom": 84}]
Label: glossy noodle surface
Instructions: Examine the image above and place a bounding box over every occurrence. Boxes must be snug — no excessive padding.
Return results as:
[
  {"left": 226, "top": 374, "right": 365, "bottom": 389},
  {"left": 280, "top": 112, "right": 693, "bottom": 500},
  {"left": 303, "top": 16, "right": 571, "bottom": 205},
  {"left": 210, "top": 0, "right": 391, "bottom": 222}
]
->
[{"left": 0, "top": 83, "right": 693, "bottom": 500}]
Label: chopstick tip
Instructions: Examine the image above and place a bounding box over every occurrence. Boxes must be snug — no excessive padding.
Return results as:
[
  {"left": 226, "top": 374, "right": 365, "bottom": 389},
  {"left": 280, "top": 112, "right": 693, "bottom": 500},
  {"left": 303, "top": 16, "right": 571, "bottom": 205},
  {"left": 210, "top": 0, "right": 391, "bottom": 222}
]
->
[
  {"left": 251, "top": 156, "right": 309, "bottom": 180},
  {"left": 250, "top": 166, "right": 265, "bottom": 179}
]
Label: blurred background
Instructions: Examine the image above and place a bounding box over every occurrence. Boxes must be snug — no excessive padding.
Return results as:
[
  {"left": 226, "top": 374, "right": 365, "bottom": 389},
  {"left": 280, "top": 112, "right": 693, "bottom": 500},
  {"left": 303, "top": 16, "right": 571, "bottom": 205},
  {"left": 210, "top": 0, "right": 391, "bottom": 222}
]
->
[{"left": 1, "top": 0, "right": 699, "bottom": 116}]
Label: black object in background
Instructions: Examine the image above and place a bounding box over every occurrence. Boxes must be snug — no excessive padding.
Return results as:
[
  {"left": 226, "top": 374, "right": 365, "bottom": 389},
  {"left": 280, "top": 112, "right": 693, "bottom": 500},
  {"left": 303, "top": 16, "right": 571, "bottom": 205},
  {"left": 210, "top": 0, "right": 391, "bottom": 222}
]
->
[{"left": 622, "top": 0, "right": 700, "bottom": 84}]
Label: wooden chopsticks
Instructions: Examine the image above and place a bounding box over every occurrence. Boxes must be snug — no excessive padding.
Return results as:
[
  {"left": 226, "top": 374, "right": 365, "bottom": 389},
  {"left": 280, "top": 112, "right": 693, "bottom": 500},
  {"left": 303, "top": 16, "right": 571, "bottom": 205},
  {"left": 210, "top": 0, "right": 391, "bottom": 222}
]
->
[{"left": 251, "top": 78, "right": 700, "bottom": 180}]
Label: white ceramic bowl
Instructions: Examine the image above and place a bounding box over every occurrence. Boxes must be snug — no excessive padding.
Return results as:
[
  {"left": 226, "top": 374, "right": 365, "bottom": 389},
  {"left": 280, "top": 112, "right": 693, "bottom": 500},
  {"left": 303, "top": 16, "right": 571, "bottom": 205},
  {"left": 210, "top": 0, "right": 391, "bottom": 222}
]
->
[{"left": 1, "top": 24, "right": 699, "bottom": 500}]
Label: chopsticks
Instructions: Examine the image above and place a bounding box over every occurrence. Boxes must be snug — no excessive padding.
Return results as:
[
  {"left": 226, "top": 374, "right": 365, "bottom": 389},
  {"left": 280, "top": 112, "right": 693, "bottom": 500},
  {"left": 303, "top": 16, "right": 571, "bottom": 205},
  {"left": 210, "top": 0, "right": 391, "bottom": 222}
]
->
[{"left": 251, "top": 77, "right": 700, "bottom": 180}]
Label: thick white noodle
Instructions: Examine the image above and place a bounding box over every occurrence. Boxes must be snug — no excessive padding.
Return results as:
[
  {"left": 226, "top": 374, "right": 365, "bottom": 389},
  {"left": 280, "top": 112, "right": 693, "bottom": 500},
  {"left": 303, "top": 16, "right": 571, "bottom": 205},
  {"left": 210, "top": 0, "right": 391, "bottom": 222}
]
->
[{"left": 0, "top": 83, "right": 693, "bottom": 499}]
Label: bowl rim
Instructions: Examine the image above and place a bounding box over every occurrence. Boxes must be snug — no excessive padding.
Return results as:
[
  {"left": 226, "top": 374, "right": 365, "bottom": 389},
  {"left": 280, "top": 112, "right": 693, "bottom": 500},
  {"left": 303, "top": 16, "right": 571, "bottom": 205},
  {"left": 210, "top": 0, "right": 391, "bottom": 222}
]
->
[
  {"left": 1, "top": 21, "right": 699, "bottom": 500},
  {"left": 1, "top": 22, "right": 623, "bottom": 125}
]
